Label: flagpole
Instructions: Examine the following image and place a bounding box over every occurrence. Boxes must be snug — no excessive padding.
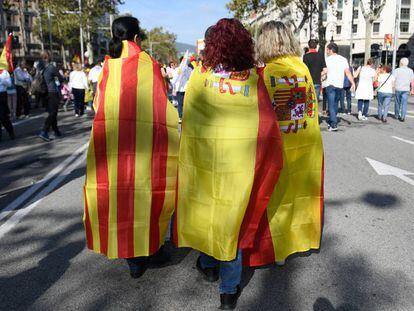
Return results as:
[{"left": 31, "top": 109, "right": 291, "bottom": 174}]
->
[{"left": 392, "top": 0, "right": 401, "bottom": 72}]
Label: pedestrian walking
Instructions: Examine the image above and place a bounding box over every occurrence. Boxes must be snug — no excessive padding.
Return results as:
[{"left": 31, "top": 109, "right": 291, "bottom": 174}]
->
[
  {"left": 355, "top": 58, "right": 376, "bottom": 121},
  {"left": 394, "top": 57, "right": 414, "bottom": 122},
  {"left": 69, "top": 63, "right": 89, "bottom": 117},
  {"left": 14, "top": 60, "right": 32, "bottom": 118},
  {"left": 377, "top": 65, "right": 395, "bottom": 123},
  {"left": 171, "top": 55, "right": 192, "bottom": 123},
  {"left": 303, "top": 39, "right": 326, "bottom": 101},
  {"left": 38, "top": 50, "right": 64, "bottom": 142},
  {"left": 175, "top": 18, "right": 283, "bottom": 310},
  {"left": 88, "top": 60, "right": 102, "bottom": 99},
  {"left": 6, "top": 74, "right": 17, "bottom": 120},
  {"left": 325, "top": 43, "right": 355, "bottom": 131},
  {"left": 0, "top": 69, "right": 15, "bottom": 141},
  {"left": 83, "top": 16, "right": 179, "bottom": 279},
  {"left": 340, "top": 61, "right": 353, "bottom": 114},
  {"left": 254, "top": 20, "right": 324, "bottom": 268}
]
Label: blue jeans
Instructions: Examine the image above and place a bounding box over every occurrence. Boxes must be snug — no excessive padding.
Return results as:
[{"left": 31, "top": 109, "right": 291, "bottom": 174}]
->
[
  {"left": 340, "top": 87, "right": 352, "bottom": 113},
  {"left": 395, "top": 91, "right": 409, "bottom": 120},
  {"left": 326, "top": 86, "right": 342, "bottom": 127},
  {"left": 176, "top": 91, "right": 185, "bottom": 119},
  {"left": 357, "top": 99, "right": 369, "bottom": 116},
  {"left": 314, "top": 84, "right": 321, "bottom": 101},
  {"left": 377, "top": 92, "right": 392, "bottom": 120},
  {"left": 200, "top": 249, "right": 242, "bottom": 294}
]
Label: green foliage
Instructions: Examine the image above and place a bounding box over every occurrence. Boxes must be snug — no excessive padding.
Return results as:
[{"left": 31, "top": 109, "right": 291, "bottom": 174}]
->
[
  {"left": 226, "top": 0, "right": 270, "bottom": 18},
  {"left": 141, "top": 27, "right": 178, "bottom": 64}
]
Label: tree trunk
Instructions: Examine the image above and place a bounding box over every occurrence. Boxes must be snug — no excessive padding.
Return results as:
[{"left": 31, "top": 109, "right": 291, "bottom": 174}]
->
[
  {"left": 86, "top": 23, "right": 93, "bottom": 65},
  {"left": 18, "top": 0, "right": 27, "bottom": 57},
  {"left": 318, "top": 0, "right": 326, "bottom": 51},
  {"left": 364, "top": 17, "right": 372, "bottom": 64}
]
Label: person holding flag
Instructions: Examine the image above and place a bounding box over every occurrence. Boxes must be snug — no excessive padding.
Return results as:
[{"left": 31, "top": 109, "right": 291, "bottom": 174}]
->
[
  {"left": 83, "top": 16, "right": 179, "bottom": 278},
  {"left": 0, "top": 34, "right": 15, "bottom": 141},
  {"left": 174, "top": 18, "right": 283, "bottom": 309}
]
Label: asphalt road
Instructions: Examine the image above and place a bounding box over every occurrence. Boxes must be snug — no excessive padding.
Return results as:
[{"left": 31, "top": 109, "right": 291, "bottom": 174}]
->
[{"left": 0, "top": 98, "right": 414, "bottom": 311}]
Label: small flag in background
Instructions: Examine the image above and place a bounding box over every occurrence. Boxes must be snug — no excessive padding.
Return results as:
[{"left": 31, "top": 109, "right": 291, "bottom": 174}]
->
[{"left": 0, "top": 34, "right": 14, "bottom": 73}]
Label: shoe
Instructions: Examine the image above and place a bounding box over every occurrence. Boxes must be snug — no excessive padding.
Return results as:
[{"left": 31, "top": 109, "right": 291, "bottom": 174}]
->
[
  {"left": 328, "top": 126, "right": 338, "bottom": 132},
  {"left": 149, "top": 245, "right": 171, "bottom": 265},
  {"left": 400, "top": 118, "right": 405, "bottom": 122},
  {"left": 362, "top": 116, "right": 368, "bottom": 121},
  {"left": 382, "top": 118, "right": 387, "bottom": 123},
  {"left": 220, "top": 286, "right": 241, "bottom": 310},
  {"left": 178, "top": 118, "right": 182, "bottom": 124},
  {"left": 196, "top": 256, "right": 219, "bottom": 282},
  {"left": 127, "top": 257, "right": 148, "bottom": 279},
  {"left": 39, "top": 132, "right": 51, "bottom": 142},
  {"left": 357, "top": 111, "right": 363, "bottom": 120},
  {"left": 347, "top": 111, "right": 351, "bottom": 115},
  {"left": 75, "top": 114, "right": 79, "bottom": 117},
  {"left": 54, "top": 131, "right": 62, "bottom": 137},
  {"left": 322, "top": 111, "right": 327, "bottom": 116}
]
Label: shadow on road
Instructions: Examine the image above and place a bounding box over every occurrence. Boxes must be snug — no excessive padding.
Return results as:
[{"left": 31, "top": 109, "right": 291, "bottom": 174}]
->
[{"left": 325, "top": 190, "right": 401, "bottom": 209}]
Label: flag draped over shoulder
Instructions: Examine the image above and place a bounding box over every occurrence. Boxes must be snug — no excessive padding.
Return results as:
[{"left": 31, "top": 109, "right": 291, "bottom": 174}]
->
[
  {"left": 174, "top": 67, "right": 283, "bottom": 262},
  {"left": 243, "top": 56, "right": 324, "bottom": 267},
  {"left": 0, "top": 34, "right": 13, "bottom": 73},
  {"left": 83, "top": 40, "right": 179, "bottom": 259}
]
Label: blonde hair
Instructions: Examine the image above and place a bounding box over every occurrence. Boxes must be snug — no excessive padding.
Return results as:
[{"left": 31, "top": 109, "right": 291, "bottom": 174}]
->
[{"left": 256, "top": 21, "right": 302, "bottom": 63}]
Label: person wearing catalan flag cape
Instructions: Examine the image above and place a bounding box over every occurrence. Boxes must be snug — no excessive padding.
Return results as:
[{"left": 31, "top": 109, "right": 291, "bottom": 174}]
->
[
  {"left": 174, "top": 19, "right": 283, "bottom": 310},
  {"left": 243, "top": 21, "right": 324, "bottom": 267},
  {"left": 83, "top": 17, "right": 179, "bottom": 278}
]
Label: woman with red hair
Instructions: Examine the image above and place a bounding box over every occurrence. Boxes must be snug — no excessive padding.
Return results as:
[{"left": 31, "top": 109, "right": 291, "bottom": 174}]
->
[{"left": 175, "top": 18, "right": 283, "bottom": 309}]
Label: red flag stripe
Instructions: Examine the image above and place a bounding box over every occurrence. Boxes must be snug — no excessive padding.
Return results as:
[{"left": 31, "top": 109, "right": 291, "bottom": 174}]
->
[
  {"left": 93, "top": 61, "right": 110, "bottom": 256},
  {"left": 83, "top": 187, "right": 94, "bottom": 250},
  {"left": 149, "top": 61, "right": 169, "bottom": 254},
  {"left": 116, "top": 56, "right": 139, "bottom": 258},
  {"left": 238, "top": 68, "right": 283, "bottom": 251}
]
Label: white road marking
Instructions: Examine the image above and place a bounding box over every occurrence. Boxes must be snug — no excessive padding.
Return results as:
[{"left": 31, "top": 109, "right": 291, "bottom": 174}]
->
[
  {"left": 0, "top": 151, "right": 86, "bottom": 239},
  {"left": 11, "top": 114, "right": 44, "bottom": 126},
  {"left": 366, "top": 157, "right": 414, "bottom": 186},
  {"left": 392, "top": 136, "right": 414, "bottom": 146},
  {"left": 0, "top": 143, "right": 88, "bottom": 223}
]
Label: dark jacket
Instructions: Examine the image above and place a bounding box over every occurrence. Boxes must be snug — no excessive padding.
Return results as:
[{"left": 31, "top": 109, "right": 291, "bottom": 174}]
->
[{"left": 41, "top": 62, "right": 64, "bottom": 93}]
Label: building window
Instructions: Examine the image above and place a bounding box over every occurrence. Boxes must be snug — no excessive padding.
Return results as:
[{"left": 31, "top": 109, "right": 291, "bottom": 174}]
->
[
  {"left": 24, "top": 15, "right": 30, "bottom": 28},
  {"left": 401, "top": 8, "right": 410, "bottom": 19},
  {"left": 353, "top": 9, "right": 359, "bottom": 19},
  {"left": 401, "top": 0, "right": 411, "bottom": 5},
  {"left": 25, "top": 30, "right": 31, "bottom": 43},
  {"left": 337, "top": 11, "right": 343, "bottom": 20},
  {"left": 373, "top": 22, "right": 380, "bottom": 33},
  {"left": 400, "top": 22, "right": 409, "bottom": 32},
  {"left": 323, "top": 12, "right": 327, "bottom": 22},
  {"left": 336, "top": 25, "right": 342, "bottom": 34},
  {"left": 352, "top": 24, "right": 358, "bottom": 33},
  {"left": 337, "top": 0, "right": 343, "bottom": 9}
]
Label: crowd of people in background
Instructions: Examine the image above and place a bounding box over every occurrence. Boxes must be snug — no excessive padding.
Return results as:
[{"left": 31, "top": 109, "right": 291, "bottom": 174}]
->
[{"left": 303, "top": 39, "right": 414, "bottom": 131}]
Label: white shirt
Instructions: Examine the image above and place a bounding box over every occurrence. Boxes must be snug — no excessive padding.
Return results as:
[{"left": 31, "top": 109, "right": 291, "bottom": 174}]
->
[
  {"left": 88, "top": 65, "right": 102, "bottom": 83},
  {"left": 0, "top": 70, "right": 11, "bottom": 93},
  {"left": 394, "top": 66, "right": 414, "bottom": 92},
  {"left": 172, "top": 66, "right": 192, "bottom": 93},
  {"left": 355, "top": 66, "right": 376, "bottom": 100},
  {"left": 326, "top": 54, "right": 349, "bottom": 88},
  {"left": 377, "top": 73, "right": 395, "bottom": 94},
  {"left": 69, "top": 70, "right": 89, "bottom": 90}
]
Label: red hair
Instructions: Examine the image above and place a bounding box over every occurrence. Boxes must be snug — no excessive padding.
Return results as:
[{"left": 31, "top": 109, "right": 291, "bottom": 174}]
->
[{"left": 203, "top": 18, "right": 255, "bottom": 72}]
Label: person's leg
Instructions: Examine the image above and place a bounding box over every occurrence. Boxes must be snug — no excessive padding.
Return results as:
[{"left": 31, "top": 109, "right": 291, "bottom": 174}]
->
[
  {"left": 339, "top": 88, "right": 345, "bottom": 113},
  {"left": 73, "top": 88, "right": 80, "bottom": 115},
  {"left": 363, "top": 100, "right": 370, "bottom": 117},
  {"left": 200, "top": 253, "right": 219, "bottom": 269},
  {"left": 23, "top": 89, "right": 30, "bottom": 116},
  {"left": 394, "top": 91, "right": 401, "bottom": 119},
  {"left": 383, "top": 94, "right": 392, "bottom": 121},
  {"left": 322, "top": 88, "right": 327, "bottom": 113},
  {"left": 314, "top": 84, "right": 321, "bottom": 102},
  {"left": 345, "top": 87, "right": 352, "bottom": 113},
  {"left": 326, "top": 86, "right": 338, "bottom": 128},
  {"left": 400, "top": 91, "right": 409, "bottom": 121},
  {"left": 15, "top": 85, "right": 23, "bottom": 118},
  {"left": 177, "top": 92, "right": 184, "bottom": 120},
  {"left": 377, "top": 93, "right": 384, "bottom": 120},
  {"left": 0, "top": 93, "right": 15, "bottom": 138},
  {"left": 49, "top": 93, "right": 60, "bottom": 134},
  {"left": 79, "top": 89, "right": 85, "bottom": 116},
  {"left": 219, "top": 249, "right": 242, "bottom": 295},
  {"left": 126, "top": 257, "right": 148, "bottom": 279}
]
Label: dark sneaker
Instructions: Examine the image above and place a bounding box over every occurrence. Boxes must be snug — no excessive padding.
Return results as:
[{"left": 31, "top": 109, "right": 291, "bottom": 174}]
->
[
  {"left": 39, "top": 132, "right": 51, "bottom": 142},
  {"left": 196, "top": 256, "right": 219, "bottom": 282},
  {"left": 54, "top": 130, "right": 62, "bottom": 137},
  {"left": 220, "top": 286, "right": 241, "bottom": 310},
  {"left": 126, "top": 257, "right": 148, "bottom": 279},
  {"left": 149, "top": 245, "right": 171, "bottom": 266}
]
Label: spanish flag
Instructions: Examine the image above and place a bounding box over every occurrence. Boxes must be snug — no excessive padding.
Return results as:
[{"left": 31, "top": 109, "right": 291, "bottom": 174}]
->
[
  {"left": 174, "top": 67, "right": 283, "bottom": 262},
  {"left": 0, "top": 34, "right": 13, "bottom": 73},
  {"left": 83, "top": 40, "right": 179, "bottom": 259},
  {"left": 243, "top": 56, "right": 324, "bottom": 266}
]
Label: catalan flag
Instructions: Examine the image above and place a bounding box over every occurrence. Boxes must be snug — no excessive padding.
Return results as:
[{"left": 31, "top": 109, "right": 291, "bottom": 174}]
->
[
  {"left": 243, "top": 56, "right": 324, "bottom": 266},
  {"left": 83, "top": 40, "right": 179, "bottom": 259},
  {"left": 174, "top": 67, "right": 283, "bottom": 262},
  {"left": 0, "top": 34, "right": 13, "bottom": 73}
]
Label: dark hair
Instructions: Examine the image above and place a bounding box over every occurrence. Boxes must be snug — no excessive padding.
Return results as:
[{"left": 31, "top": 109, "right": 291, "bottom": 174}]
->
[
  {"left": 41, "top": 50, "right": 51, "bottom": 61},
  {"left": 204, "top": 26, "right": 214, "bottom": 40},
  {"left": 383, "top": 65, "right": 392, "bottom": 73},
  {"left": 203, "top": 18, "right": 254, "bottom": 72},
  {"left": 326, "top": 42, "right": 338, "bottom": 53},
  {"left": 110, "top": 16, "right": 144, "bottom": 58},
  {"left": 366, "top": 58, "right": 374, "bottom": 66},
  {"left": 308, "top": 39, "right": 318, "bottom": 49}
]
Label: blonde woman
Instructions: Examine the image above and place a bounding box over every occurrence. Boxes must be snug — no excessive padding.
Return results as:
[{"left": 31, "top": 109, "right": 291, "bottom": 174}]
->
[
  {"left": 249, "top": 21, "right": 324, "bottom": 267},
  {"left": 69, "top": 63, "right": 89, "bottom": 117}
]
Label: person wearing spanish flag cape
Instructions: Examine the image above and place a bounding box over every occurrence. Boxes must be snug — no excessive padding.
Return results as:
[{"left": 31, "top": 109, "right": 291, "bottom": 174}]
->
[
  {"left": 83, "top": 16, "right": 179, "bottom": 278},
  {"left": 174, "top": 18, "right": 283, "bottom": 310},
  {"left": 243, "top": 21, "right": 324, "bottom": 267}
]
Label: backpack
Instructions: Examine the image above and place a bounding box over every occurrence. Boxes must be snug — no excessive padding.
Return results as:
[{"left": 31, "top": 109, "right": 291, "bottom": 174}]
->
[{"left": 31, "top": 65, "right": 48, "bottom": 95}]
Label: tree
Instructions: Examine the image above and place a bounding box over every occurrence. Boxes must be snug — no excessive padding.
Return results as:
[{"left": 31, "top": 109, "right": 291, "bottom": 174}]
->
[
  {"left": 359, "top": 0, "right": 386, "bottom": 64},
  {"left": 141, "top": 27, "right": 178, "bottom": 64}
]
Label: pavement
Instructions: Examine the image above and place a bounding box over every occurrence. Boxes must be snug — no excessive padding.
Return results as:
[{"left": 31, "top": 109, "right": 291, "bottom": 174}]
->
[{"left": 0, "top": 98, "right": 414, "bottom": 310}]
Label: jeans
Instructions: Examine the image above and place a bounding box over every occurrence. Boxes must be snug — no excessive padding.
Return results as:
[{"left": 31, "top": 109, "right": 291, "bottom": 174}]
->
[
  {"left": 314, "top": 84, "right": 321, "bottom": 102},
  {"left": 340, "top": 87, "right": 352, "bottom": 113},
  {"left": 72, "top": 88, "right": 85, "bottom": 116},
  {"left": 176, "top": 91, "right": 185, "bottom": 119},
  {"left": 43, "top": 92, "right": 60, "bottom": 133},
  {"left": 326, "top": 86, "right": 342, "bottom": 127},
  {"left": 200, "top": 249, "right": 242, "bottom": 294},
  {"left": 377, "top": 92, "right": 392, "bottom": 120},
  {"left": 357, "top": 99, "right": 370, "bottom": 117},
  {"left": 16, "top": 85, "right": 30, "bottom": 117},
  {"left": 0, "top": 92, "right": 14, "bottom": 139},
  {"left": 395, "top": 91, "right": 409, "bottom": 120}
]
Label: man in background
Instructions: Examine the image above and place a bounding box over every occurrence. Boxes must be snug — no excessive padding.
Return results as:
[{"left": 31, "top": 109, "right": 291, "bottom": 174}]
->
[{"left": 303, "top": 39, "right": 326, "bottom": 102}]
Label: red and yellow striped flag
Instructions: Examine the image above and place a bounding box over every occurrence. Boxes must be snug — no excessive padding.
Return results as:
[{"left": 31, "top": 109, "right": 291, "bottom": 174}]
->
[
  {"left": 84, "top": 40, "right": 179, "bottom": 259},
  {"left": 0, "top": 34, "right": 13, "bottom": 73},
  {"left": 174, "top": 67, "right": 283, "bottom": 262}
]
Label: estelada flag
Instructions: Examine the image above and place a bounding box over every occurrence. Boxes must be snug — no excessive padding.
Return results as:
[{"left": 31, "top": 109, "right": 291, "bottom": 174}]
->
[
  {"left": 174, "top": 67, "right": 283, "bottom": 262},
  {"left": 83, "top": 40, "right": 179, "bottom": 259},
  {"left": 243, "top": 56, "right": 324, "bottom": 266},
  {"left": 0, "top": 34, "right": 14, "bottom": 73}
]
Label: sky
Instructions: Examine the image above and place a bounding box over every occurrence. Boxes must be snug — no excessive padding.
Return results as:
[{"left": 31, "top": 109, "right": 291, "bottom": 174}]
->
[{"left": 120, "top": 0, "right": 232, "bottom": 45}]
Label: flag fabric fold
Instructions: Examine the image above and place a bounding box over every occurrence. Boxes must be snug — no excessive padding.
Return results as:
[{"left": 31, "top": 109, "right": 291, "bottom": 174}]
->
[
  {"left": 243, "top": 56, "right": 324, "bottom": 267},
  {"left": 84, "top": 40, "right": 179, "bottom": 259},
  {"left": 0, "top": 34, "right": 13, "bottom": 73},
  {"left": 174, "top": 66, "right": 283, "bottom": 262}
]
